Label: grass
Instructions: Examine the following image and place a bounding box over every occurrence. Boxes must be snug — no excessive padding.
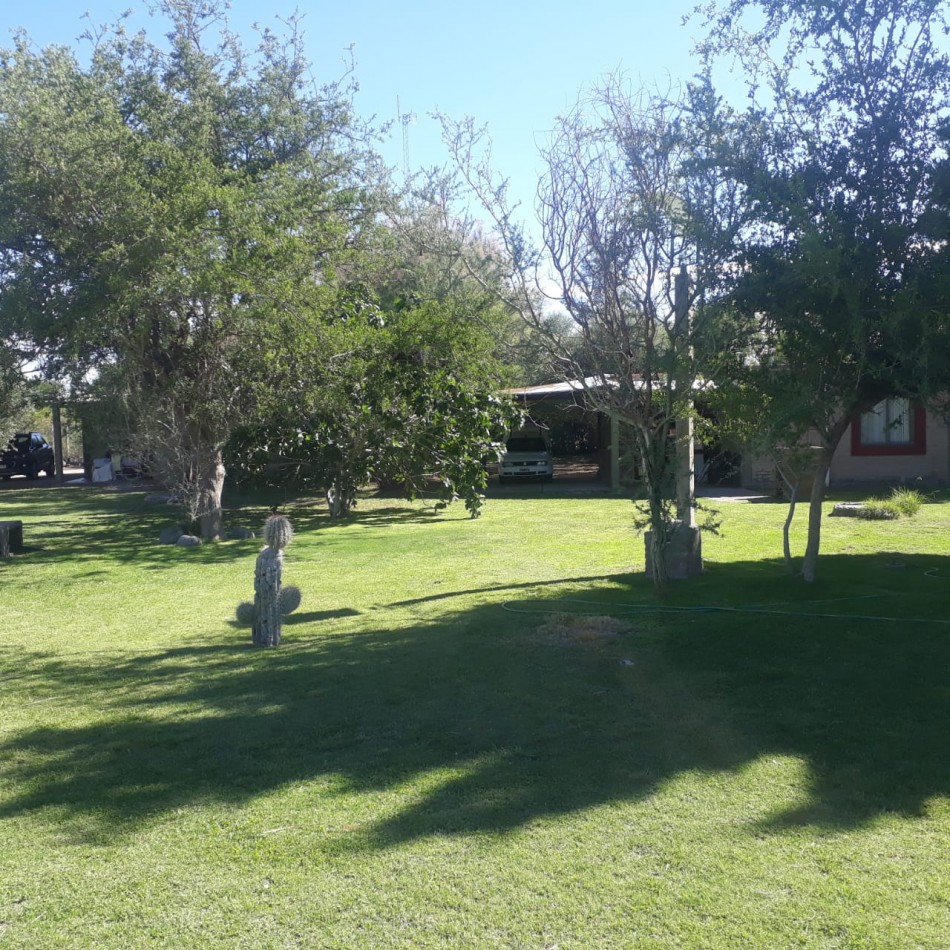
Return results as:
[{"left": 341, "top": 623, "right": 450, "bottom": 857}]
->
[
  {"left": 1, "top": 483, "right": 950, "bottom": 948},
  {"left": 858, "top": 487, "right": 927, "bottom": 520}
]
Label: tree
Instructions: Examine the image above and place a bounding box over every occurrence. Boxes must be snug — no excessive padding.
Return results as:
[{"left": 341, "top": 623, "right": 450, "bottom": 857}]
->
[
  {"left": 226, "top": 283, "right": 520, "bottom": 518},
  {"left": 0, "top": 344, "right": 30, "bottom": 436},
  {"left": 0, "top": 1, "right": 371, "bottom": 536},
  {"left": 441, "top": 80, "right": 744, "bottom": 587},
  {"left": 698, "top": 0, "right": 950, "bottom": 580}
]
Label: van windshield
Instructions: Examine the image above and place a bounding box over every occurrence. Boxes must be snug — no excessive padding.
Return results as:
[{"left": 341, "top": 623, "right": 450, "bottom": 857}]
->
[{"left": 505, "top": 437, "right": 548, "bottom": 453}]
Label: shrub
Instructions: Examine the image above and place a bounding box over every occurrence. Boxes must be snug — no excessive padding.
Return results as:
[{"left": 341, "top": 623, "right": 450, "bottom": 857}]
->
[
  {"left": 888, "top": 487, "right": 924, "bottom": 517},
  {"left": 858, "top": 487, "right": 925, "bottom": 520},
  {"left": 858, "top": 501, "right": 900, "bottom": 520}
]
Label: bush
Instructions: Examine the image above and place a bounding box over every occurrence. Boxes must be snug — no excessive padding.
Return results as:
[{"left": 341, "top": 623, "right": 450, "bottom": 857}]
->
[
  {"left": 859, "top": 487, "right": 925, "bottom": 520},
  {"left": 888, "top": 487, "right": 924, "bottom": 517},
  {"left": 857, "top": 502, "right": 900, "bottom": 520}
]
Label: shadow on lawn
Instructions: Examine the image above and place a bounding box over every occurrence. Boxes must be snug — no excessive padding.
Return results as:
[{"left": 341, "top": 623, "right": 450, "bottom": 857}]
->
[
  {"left": 3, "top": 551, "right": 950, "bottom": 847},
  {"left": 0, "top": 488, "right": 456, "bottom": 571}
]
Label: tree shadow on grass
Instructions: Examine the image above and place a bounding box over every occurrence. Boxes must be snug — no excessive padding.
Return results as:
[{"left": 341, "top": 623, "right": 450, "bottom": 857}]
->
[
  {"left": 2, "top": 552, "right": 949, "bottom": 848},
  {"left": 1, "top": 488, "right": 463, "bottom": 572}
]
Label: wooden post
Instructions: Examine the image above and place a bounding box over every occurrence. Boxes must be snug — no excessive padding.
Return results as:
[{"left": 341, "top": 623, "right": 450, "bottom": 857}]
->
[
  {"left": 610, "top": 414, "right": 620, "bottom": 490},
  {"left": 52, "top": 402, "right": 64, "bottom": 484}
]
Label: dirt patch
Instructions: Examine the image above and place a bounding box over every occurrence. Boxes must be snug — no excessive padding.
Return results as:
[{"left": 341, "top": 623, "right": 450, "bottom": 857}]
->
[{"left": 534, "top": 613, "right": 632, "bottom": 646}]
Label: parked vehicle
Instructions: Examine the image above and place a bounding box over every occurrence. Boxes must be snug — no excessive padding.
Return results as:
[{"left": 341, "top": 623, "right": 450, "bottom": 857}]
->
[
  {"left": 498, "top": 432, "right": 554, "bottom": 483},
  {"left": 0, "top": 432, "right": 55, "bottom": 480}
]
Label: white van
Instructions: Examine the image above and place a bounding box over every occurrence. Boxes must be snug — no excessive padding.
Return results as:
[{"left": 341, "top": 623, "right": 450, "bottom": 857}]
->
[{"left": 498, "top": 432, "right": 554, "bottom": 483}]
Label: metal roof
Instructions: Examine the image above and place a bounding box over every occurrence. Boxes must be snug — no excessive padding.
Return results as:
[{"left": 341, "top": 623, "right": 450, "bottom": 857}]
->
[
  {"left": 503, "top": 376, "right": 710, "bottom": 397},
  {"left": 502, "top": 377, "right": 611, "bottom": 397}
]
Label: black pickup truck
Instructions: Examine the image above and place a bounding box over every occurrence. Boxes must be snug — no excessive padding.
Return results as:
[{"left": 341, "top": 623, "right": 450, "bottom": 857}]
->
[{"left": 0, "top": 432, "right": 56, "bottom": 480}]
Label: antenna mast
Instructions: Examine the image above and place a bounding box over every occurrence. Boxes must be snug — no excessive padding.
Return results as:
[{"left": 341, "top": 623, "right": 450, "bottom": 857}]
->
[{"left": 397, "top": 96, "right": 414, "bottom": 174}]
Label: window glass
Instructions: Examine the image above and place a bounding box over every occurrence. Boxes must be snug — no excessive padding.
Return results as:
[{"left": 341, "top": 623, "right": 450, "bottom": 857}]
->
[
  {"left": 859, "top": 398, "right": 912, "bottom": 444},
  {"left": 505, "top": 437, "right": 548, "bottom": 453}
]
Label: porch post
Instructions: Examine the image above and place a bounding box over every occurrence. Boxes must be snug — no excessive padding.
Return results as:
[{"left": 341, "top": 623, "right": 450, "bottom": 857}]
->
[
  {"left": 52, "top": 402, "right": 64, "bottom": 485},
  {"left": 610, "top": 414, "right": 620, "bottom": 490}
]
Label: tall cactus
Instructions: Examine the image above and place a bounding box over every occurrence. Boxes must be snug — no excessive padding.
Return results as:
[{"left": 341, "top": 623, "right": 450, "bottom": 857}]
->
[{"left": 251, "top": 514, "right": 295, "bottom": 647}]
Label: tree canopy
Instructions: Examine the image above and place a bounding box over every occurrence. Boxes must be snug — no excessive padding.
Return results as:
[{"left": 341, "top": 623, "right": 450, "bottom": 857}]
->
[
  {"left": 698, "top": 0, "right": 950, "bottom": 580},
  {"left": 0, "top": 1, "right": 516, "bottom": 532},
  {"left": 440, "top": 81, "right": 745, "bottom": 586},
  {"left": 226, "top": 283, "right": 519, "bottom": 518},
  {"left": 0, "top": 1, "right": 373, "bottom": 534}
]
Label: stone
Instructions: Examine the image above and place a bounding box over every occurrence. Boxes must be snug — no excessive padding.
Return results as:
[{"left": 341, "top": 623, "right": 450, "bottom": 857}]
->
[
  {"left": 227, "top": 527, "right": 255, "bottom": 540},
  {"left": 830, "top": 503, "right": 898, "bottom": 520},
  {"left": 176, "top": 534, "right": 201, "bottom": 547},
  {"left": 830, "top": 503, "right": 865, "bottom": 517},
  {"left": 159, "top": 526, "right": 184, "bottom": 544},
  {"left": 0, "top": 520, "right": 24, "bottom": 555}
]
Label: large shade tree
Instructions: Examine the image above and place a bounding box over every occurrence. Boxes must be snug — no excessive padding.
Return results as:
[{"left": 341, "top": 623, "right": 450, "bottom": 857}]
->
[
  {"left": 699, "top": 0, "right": 950, "bottom": 580},
  {"left": 0, "top": 1, "right": 371, "bottom": 537},
  {"left": 226, "top": 185, "right": 524, "bottom": 518}
]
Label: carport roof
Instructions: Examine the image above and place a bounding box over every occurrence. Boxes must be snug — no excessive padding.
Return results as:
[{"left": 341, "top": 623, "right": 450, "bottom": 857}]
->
[
  {"left": 503, "top": 376, "right": 710, "bottom": 398},
  {"left": 502, "top": 377, "right": 608, "bottom": 398}
]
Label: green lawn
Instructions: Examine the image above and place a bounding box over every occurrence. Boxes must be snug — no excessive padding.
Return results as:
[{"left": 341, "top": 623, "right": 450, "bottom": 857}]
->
[{"left": 1, "top": 484, "right": 949, "bottom": 948}]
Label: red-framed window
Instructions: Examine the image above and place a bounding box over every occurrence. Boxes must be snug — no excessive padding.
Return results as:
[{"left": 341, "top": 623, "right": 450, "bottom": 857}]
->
[{"left": 851, "top": 399, "right": 927, "bottom": 456}]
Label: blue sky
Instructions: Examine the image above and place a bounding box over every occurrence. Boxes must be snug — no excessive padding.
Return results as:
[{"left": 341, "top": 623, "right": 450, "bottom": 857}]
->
[{"left": 1, "top": 0, "right": 709, "bottom": 226}]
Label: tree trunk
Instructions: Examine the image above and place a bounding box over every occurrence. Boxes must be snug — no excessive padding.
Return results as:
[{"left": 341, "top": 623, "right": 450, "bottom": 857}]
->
[
  {"left": 801, "top": 451, "right": 831, "bottom": 583},
  {"left": 197, "top": 450, "right": 226, "bottom": 541},
  {"left": 778, "top": 469, "right": 799, "bottom": 573},
  {"left": 643, "top": 450, "right": 673, "bottom": 591},
  {"left": 800, "top": 416, "right": 852, "bottom": 583},
  {"left": 326, "top": 483, "right": 355, "bottom": 518}
]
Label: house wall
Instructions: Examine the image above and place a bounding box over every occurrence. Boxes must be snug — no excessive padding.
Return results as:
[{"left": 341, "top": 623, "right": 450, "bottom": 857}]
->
[
  {"left": 739, "top": 453, "right": 783, "bottom": 494},
  {"left": 738, "top": 411, "right": 950, "bottom": 491},
  {"left": 830, "top": 412, "right": 950, "bottom": 485}
]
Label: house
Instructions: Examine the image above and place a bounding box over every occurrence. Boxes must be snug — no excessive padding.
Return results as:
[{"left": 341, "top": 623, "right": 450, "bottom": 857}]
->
[{"left": 741, "top": 398, "right": 950, "bottom": 491}]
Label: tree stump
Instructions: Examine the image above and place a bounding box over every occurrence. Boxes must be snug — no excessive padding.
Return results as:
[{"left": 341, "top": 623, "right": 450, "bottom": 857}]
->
[{"left": 0, "top": 520, "right": 24, "bottom": 557}]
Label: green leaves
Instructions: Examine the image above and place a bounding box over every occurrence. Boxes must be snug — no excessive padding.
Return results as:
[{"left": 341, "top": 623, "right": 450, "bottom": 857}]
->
[
  {"left": 226, "top": 292, "right": 520, "bottom": 519},
  {"left": 0, "top": 1, "right": 380, "bottom": 530}
]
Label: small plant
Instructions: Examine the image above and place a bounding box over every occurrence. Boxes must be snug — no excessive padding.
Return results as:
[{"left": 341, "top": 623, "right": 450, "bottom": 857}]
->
[
  {"left": 888, "top": 487, "right": 924, "bottom": 517},
  {"left": 858, "top": 487, "right": 925, "bottom": 521},
  {"left": 857, "top": 501, "right": 900, "bottom": 520},
  {"left": 233, "top": 515, "right": 302, "bottom": 647}
]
